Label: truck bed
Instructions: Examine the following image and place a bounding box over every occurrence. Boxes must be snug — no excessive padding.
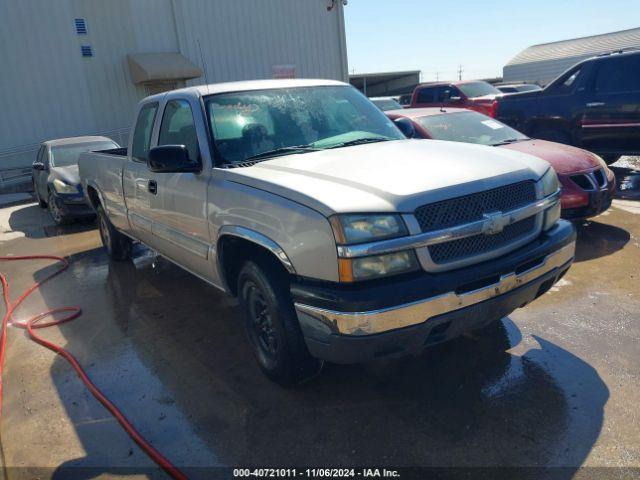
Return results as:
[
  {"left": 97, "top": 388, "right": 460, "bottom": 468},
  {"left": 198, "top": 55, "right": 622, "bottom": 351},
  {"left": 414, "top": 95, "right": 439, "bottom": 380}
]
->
[{"left": 78, "top": 149, "right": 129, "bottom": 231}]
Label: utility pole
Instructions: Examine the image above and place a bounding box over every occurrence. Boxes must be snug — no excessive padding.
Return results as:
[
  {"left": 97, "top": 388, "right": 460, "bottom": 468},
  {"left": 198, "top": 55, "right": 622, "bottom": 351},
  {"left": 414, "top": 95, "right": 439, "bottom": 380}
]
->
[
  {"left": 458, "top": 64, "right": 463, "bottom": 81},
  {"left": 435, "top": 72, "right": 439, "bottom": 81}
]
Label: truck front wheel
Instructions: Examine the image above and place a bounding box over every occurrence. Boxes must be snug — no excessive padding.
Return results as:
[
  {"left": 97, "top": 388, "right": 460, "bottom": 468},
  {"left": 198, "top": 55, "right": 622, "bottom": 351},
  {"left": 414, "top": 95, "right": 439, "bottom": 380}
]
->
[
  {"left": 97, "top": 205, "right": 132, "bottom": 261},
  {"left": 238, "top": 259, "right": 322, "bottom": 386}
]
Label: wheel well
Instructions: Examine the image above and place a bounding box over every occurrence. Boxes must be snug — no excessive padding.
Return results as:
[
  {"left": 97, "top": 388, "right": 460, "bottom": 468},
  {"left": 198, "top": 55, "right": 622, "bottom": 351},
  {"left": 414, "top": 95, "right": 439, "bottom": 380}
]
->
[
  {"left": 218, "top": 236, "right": 290, "bottom": 296},
  {"left": 86, "top": 186, "right": 101, "bottom": 209}
]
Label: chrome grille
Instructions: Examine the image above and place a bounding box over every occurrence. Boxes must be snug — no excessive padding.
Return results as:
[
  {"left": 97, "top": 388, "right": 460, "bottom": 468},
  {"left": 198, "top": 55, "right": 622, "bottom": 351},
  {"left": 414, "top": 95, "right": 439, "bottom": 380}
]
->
[
  {"left": 429, "top": 217, "right": 536, "bottom": 264},
  {"left": 415, "top": 181, "right": 537, "bottom": 232},
  {"left": 414, "top": 181, "right": 539, "bottom": 266}
]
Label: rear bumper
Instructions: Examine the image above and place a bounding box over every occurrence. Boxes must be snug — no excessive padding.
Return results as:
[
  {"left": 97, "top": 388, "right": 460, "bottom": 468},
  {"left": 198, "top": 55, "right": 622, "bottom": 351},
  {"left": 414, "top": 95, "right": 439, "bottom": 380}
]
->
[{"left": 292, "top": 220, "right": 576, "bottom": 364}]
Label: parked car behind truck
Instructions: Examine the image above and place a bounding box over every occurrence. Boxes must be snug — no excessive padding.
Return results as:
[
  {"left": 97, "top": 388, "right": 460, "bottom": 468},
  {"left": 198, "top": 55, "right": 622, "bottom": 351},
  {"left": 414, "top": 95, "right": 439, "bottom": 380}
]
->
[
  {"left": 79, "top": 79, "right": 576, "bottom": 385},
  {"left": 493, "top": 49, "right": 640, "bottom": 164},
  {"left": 386, "top": 108, "right": 616, "bottom": 219},
  {"left": 32, "top": 136, "right": 119, "bottom": 224}
]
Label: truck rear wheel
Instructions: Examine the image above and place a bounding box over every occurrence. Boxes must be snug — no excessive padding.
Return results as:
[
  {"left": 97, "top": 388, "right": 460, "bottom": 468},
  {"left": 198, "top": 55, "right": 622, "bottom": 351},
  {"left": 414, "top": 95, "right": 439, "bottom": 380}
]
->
[
  {"left": 238, "top": 259, "right": 322, "bottom": 386},
  {"left": 97, "top": 205, "right": 132, "bottom": 261}
]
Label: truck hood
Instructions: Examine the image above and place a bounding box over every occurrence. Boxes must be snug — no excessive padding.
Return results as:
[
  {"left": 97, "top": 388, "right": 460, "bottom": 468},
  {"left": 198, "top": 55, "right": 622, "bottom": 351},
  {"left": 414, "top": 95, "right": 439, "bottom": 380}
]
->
[
  {"left": 221, "top": 139, "right": 551, "bottom": 215},
  {"left": 500, "top": 139, "right": 604, "bottom": 175}
]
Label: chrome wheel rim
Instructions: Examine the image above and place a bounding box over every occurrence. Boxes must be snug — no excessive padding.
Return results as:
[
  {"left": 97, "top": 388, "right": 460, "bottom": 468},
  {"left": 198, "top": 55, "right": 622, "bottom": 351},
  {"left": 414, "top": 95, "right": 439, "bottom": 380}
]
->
[{"left": 246, "top": 282, "right": 278, "bottom": 365}]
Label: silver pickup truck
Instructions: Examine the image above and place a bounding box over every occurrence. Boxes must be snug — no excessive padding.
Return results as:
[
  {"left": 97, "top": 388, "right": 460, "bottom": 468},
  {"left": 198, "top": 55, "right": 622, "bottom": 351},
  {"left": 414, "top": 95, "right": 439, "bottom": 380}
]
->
[{"left": 79, "top": 79, "right": 576, "bottom": 385}]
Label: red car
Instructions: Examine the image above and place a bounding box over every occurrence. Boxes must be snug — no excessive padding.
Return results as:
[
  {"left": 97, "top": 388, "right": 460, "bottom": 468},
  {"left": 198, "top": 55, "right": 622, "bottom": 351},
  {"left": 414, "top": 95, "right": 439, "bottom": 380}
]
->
[
  {"left": 409, "top": 80, "right": 501, "bottom": 116},
  {"left": 388, "top": 108, "right": 616, "bottom": 219}
]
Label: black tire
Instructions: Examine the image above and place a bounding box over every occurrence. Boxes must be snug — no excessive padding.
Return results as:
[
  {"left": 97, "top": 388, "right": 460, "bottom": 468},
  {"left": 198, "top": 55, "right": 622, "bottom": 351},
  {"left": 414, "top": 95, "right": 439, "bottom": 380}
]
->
[
  {"left": 48, "top": 191, "right": 68, "bottom": 225},
  {"left": 34, "top": 183, "right": 47, "bottom": 208},
  {"left": 238, "top": 259, "right": 322, "bottom": 386},
  {"left": 97, "top": 205, "right": 132, "bottom": 261},
  {"left": 601, "top": 154, "right": 621, "bottom": 165},
  {"left": 531, "top": 129, "right": 571, "bottom": 145}
]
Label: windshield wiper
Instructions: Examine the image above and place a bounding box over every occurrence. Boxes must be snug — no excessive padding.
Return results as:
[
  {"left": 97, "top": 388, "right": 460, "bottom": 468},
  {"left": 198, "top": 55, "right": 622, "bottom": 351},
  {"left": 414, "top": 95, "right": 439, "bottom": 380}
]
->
[
  {"left": 325, "top": 137, "right": 391, "bottom": 149},
  {"left": 492, "top": 138, "right": 522, "bottom": 146},
  {"left": 244, "top": 145, "right": 321, "bottom": 161}
]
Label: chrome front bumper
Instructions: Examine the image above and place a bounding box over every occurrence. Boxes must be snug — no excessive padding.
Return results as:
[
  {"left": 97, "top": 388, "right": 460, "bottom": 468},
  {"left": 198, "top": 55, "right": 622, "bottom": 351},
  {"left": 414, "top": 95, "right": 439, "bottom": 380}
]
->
[{"left": 295, "top": 241, "right": 575, "bottom": 337}]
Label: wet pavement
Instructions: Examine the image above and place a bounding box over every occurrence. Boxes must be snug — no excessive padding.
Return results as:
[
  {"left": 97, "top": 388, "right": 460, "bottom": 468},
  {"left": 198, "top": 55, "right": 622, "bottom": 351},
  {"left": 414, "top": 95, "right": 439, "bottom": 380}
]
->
[{"left": 0, "top": 159, "right": 639, "bottom": 479}]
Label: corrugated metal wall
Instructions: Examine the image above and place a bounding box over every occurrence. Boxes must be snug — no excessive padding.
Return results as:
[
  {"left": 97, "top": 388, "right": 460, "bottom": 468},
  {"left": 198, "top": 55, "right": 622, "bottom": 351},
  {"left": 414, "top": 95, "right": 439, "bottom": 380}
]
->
[
  {"left": 0, "top": 0, "right": 348, "bottom": 169},
  {"left": 503, "top": 55, "right": 591, "bottom": 86},
  {"left": 503, "top": 28, "right": 640, "bottom": 86}
]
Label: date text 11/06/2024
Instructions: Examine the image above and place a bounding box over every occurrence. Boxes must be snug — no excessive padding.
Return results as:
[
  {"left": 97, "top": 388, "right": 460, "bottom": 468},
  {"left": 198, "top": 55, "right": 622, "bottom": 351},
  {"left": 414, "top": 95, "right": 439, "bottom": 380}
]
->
[{"left": 233, "top": 468, "right": 401, "bottom": 478}]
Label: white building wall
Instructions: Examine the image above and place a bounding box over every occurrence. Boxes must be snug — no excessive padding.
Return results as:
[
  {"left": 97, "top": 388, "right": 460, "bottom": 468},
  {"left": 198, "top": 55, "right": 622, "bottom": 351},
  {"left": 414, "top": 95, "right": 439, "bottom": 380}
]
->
[{"left": 0, "top": 0, "right": 348, "bottom": 170}]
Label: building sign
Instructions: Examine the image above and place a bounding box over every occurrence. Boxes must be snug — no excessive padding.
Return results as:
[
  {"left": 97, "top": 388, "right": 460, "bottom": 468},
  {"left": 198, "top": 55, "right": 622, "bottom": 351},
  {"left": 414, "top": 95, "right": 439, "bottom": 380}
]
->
[{"left": 272, "top": 64, "right": 296, "bottom": 79}]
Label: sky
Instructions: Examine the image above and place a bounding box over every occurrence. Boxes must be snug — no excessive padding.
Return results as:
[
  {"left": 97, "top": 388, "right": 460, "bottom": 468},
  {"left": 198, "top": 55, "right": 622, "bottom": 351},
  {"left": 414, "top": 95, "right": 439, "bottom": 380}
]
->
[{"left": 344, "top": 0, "right": 640, "bottom": 82}]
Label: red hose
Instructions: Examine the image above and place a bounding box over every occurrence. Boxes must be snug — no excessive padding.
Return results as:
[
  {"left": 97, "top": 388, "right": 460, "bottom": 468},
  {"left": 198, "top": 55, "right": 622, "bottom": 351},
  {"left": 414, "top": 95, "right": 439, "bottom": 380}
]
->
[{"left": 0, "top": 254, "right": 188, "bottom": 480}]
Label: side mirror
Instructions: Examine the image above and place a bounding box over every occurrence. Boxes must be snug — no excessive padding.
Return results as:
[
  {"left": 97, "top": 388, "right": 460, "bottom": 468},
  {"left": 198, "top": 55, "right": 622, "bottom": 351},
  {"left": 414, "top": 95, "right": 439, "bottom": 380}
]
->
[
  {"left": 447, "top": 96, "right": 462, "bottom": 103},
  {"left": 394, "top": 117, "right": 415, "bottom": 138},
  {"left": 147, "top": 145, "right": 200, "bottom": 173},
  {"left": 32, "top": 161, "right": 45, "bottom": 171}
]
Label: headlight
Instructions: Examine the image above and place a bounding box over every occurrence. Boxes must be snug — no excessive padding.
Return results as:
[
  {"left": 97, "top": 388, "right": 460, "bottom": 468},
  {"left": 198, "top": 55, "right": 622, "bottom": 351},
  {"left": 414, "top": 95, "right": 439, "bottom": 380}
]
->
[
  {"left": 53, "top": 178, "right": 79, "bottom": 194},
  {"left": 540, "top": 168, "right": 559, "bottom": 197},
  {"left": 330, "top": 214, "right": 408, "bottom": 244},
  {"left": 539, "top": 168, "right": 561, "bottom": 230},
  {"left": 338, "top": 250, "right": 420, "bottom": 282}
]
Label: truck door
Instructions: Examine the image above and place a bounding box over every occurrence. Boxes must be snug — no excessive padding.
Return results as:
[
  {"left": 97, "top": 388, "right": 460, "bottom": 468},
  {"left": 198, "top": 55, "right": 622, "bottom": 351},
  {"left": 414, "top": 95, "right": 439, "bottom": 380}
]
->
[
  {"left": 122, "top": 101, "right": 165, "bottom": 248},
  {"left": 581, "top": 54, "right": 640, "bottom": 155},
  {"left": 151, "top": 98, "right": 212, "bottom": 279}
]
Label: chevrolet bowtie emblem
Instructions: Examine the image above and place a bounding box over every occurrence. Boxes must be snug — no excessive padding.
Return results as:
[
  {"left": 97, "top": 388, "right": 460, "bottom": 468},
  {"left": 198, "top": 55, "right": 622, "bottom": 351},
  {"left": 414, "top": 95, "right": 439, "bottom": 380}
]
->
[{"left": 482, "top": 211, "right": 509, "bottom": 235}]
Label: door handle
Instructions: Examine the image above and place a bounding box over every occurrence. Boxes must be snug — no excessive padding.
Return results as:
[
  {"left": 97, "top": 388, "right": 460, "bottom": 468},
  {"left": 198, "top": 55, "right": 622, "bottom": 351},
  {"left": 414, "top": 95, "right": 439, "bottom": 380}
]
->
[
  {"left": 148, "top": 180, "right": 157, "bottom": 195},
  {"left": 586, "top": 102, "right": 605, "bottom": 107}
]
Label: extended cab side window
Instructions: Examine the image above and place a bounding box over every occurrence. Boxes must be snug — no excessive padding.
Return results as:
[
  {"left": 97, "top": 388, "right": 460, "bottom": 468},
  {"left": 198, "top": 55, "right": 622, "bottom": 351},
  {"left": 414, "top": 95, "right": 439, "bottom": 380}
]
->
[
  {"left": 131, "top": 102, "right": 158, "bottom": 162},
  {"left": 593, "top": 56, "right": 640, "bottom": 93},
  {"left": 158, "top": 100, "right": 200, "bottom": 163},
  {"left": 416, "top": 87, "right": 436, "bottom": 103}
]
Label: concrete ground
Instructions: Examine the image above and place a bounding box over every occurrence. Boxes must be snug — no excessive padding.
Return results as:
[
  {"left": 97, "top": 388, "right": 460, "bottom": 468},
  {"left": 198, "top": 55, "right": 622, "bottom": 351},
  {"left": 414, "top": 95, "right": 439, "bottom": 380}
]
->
[{"left": 0, "top": 161, "right": 639, "bottom": 479}]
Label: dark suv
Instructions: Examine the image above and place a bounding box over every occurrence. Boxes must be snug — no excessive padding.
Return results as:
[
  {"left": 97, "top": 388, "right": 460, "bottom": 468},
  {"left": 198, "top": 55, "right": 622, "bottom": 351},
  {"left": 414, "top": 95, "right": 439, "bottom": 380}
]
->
[{"left": 494, "top": 49, "right": 640, "bottom": 164}]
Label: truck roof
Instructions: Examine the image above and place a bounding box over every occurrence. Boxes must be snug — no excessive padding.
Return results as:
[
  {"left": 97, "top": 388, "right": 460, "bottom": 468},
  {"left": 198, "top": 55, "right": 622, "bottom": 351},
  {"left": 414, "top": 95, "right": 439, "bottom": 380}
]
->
[{"left": 145, "top": 78, "right": 349, "bottom": 102}]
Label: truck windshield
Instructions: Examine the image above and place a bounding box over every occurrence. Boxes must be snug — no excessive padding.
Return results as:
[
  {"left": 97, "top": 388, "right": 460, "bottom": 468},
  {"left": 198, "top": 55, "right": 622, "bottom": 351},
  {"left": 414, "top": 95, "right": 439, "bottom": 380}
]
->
[
  {"left": 205, "top": 85, "right": 404, "bottom": 164},
  {"left": 50, "top": 141, "right": 118, "bottom": 167},
  {"left": 416, "top": 111, "right": 528, "bottom": 146},
  {"left": 457, "top": 82, "right": 501, "bottom": 98}
]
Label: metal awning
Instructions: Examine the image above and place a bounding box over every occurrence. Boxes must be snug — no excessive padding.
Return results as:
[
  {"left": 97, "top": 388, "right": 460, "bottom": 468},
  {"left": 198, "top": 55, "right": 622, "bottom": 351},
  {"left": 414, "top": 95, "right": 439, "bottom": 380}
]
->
[
  {"left": 126, "top": 53, "right": 202, "bottom": 84},
  {"left": 349, "top": 70, "right": 420, "bottom": 97}
]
